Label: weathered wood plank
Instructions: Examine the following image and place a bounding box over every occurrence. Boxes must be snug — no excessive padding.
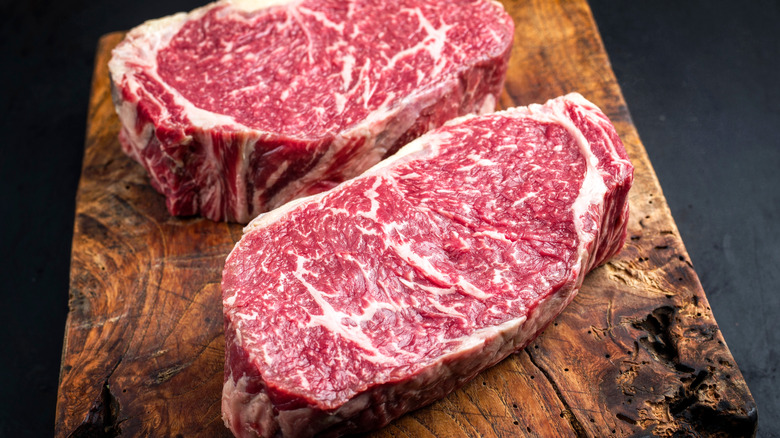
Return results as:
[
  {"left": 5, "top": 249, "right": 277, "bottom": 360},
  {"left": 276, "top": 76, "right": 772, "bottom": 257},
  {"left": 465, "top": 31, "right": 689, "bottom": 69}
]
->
[{"left": 56, "top": 1, "right": 756, "bottom": 436}]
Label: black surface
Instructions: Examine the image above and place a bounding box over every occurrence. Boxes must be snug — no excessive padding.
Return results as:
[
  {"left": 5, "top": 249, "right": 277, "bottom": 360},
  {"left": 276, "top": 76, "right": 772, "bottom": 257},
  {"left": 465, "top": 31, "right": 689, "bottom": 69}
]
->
[{"left": 0, "top": 1, "right": 776, "bottom": 436}]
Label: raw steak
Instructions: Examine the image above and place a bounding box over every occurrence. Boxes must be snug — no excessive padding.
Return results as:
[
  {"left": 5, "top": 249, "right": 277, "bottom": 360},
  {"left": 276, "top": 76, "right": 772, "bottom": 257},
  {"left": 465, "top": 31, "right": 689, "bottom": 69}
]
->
[
  {"left": 221, "top": 93, "right": 634, "bottom": 437},
  {"left": 108, "top": 0, "right": 514, "bottom": 222}
]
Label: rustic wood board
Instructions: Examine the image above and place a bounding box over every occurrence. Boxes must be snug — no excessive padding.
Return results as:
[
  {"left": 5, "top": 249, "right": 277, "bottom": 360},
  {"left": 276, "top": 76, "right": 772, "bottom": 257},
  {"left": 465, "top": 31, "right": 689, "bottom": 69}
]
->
[{"left": 56, "top": 0, "right": 757, "bottom": 436}]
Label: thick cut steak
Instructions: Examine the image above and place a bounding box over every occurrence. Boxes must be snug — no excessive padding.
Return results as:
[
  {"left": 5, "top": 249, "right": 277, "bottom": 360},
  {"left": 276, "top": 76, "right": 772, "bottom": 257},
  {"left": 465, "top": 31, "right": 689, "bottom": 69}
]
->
[
  {"left": 221, "top": 94, "right": 634, "bottom": 437},
  {"left": 108, "top": 0, "right": 514, "bottom": 222}
]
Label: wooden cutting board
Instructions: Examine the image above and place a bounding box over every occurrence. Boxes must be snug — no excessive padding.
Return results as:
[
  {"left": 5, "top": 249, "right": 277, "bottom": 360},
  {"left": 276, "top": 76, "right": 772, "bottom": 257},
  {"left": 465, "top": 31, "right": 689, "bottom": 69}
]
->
[{"left": 55, "top": 0, "right": 757, "bottom": 436}]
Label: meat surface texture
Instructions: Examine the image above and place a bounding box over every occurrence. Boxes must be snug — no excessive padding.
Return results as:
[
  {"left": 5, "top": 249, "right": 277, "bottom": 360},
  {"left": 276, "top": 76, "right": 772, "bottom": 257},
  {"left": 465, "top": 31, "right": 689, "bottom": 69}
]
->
[
  {"left": 108, "top": 0, "right": 514, "bottom": 222},
  {"left": 221, "top": 93, "right": 634, "bottom": 437}
]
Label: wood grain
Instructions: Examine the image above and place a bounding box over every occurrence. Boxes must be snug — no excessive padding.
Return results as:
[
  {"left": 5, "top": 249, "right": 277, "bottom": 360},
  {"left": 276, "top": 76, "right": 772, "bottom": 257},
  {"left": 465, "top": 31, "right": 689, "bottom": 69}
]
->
[{"left": 56, "top": 0, "right": 757, "bottom": 436}]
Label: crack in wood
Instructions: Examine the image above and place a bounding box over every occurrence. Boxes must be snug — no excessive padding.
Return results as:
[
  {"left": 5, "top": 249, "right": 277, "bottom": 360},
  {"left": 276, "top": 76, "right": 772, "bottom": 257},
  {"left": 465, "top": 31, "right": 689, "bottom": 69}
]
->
[
  {"left": 626, "top": 306, "right": 757, "bottom": 436},
  {"left": 631, "top": 306, "right": 695, "bottom": 373},
  {"left": 637, "top": 369, "right": 757, "bottom": 437},
  {"left": 67, "top": 357, "right": 124, "bottom": 438},
  {"left": 525, "top": 350, "right": 589, "bottom": 438},
  {"left": 149, "top": 361, "right": 193, "bottom": 385}
]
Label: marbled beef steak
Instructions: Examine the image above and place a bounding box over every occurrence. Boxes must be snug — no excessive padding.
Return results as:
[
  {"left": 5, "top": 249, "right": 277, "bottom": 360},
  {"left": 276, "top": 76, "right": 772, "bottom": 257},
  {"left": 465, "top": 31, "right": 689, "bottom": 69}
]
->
[
  {"left": 108, "top": 0, "right": 514, "bottom": 222},
  {"left": 221, "top": 94, "right": 634, "bottom": 437}
]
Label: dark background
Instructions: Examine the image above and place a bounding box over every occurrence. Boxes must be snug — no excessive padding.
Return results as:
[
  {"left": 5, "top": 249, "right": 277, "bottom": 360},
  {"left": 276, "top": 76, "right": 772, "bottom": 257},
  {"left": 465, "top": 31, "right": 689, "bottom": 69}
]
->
[{"left": 0, "top": 0, "right": 777, "bottom": 436}]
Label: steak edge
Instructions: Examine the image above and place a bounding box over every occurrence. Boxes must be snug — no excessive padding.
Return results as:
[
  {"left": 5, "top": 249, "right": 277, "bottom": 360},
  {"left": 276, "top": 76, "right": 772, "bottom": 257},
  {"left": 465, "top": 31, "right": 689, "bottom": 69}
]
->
[
  {"left": 108, "top": 0, "right": 514, "bottom": 222},
  {"left": 221, "top": 93, "right": 634, "bottom": 437}
]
